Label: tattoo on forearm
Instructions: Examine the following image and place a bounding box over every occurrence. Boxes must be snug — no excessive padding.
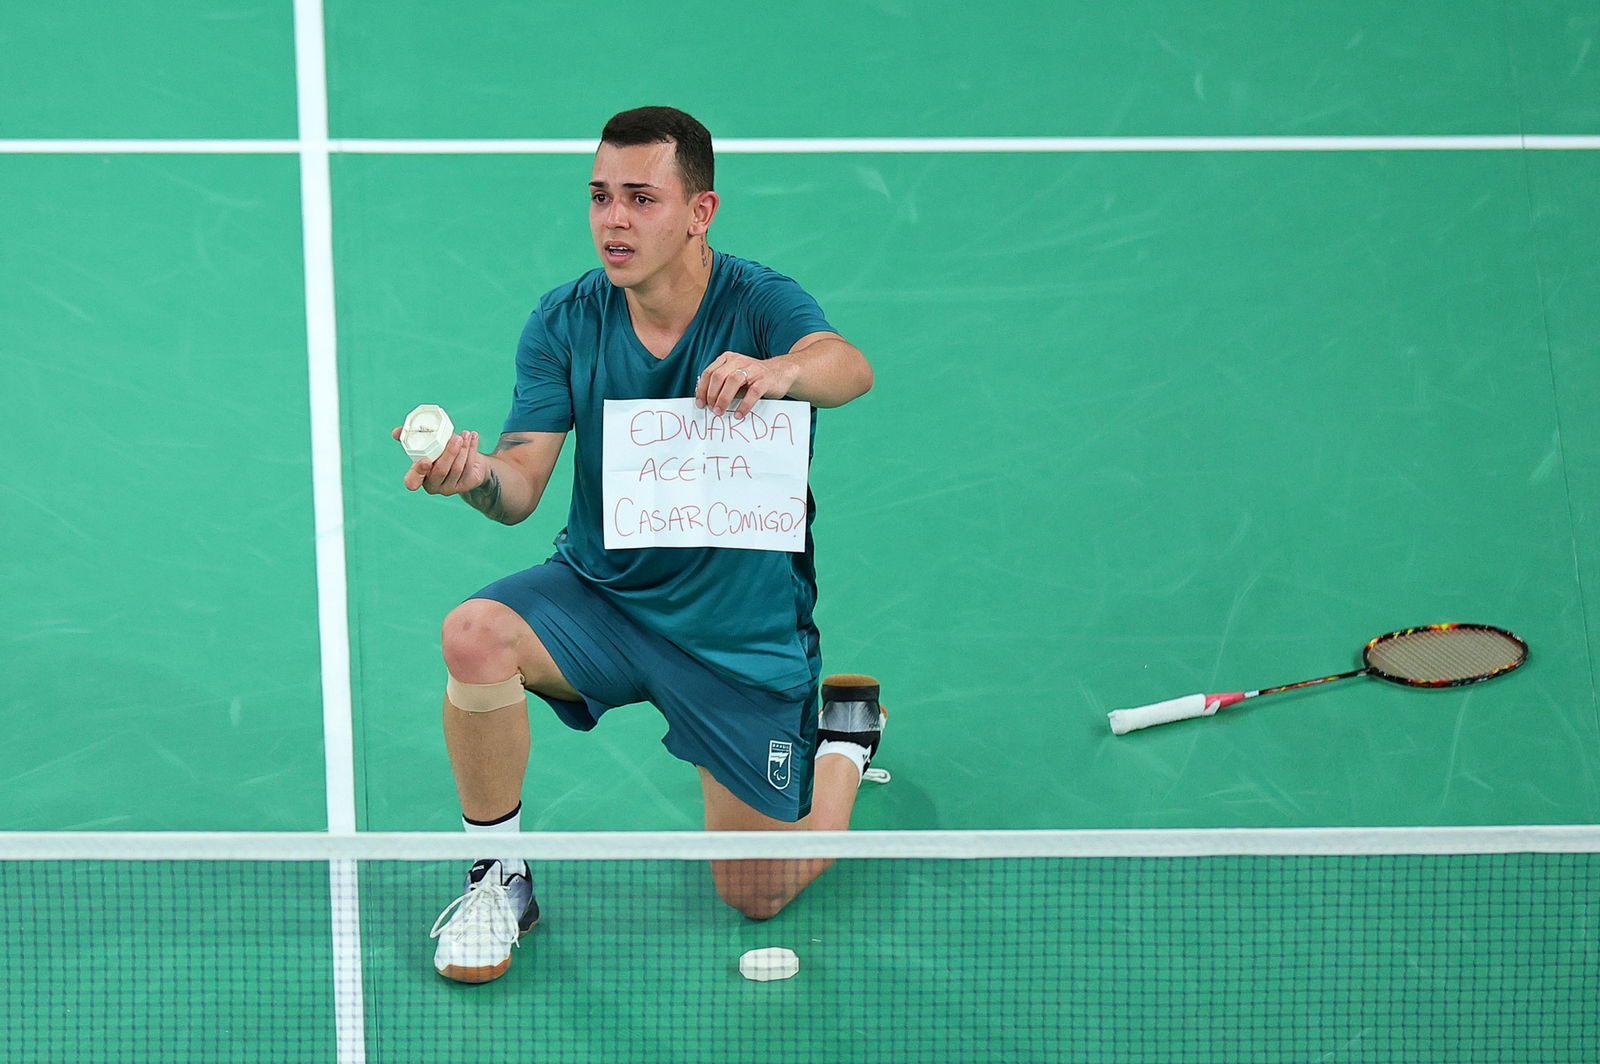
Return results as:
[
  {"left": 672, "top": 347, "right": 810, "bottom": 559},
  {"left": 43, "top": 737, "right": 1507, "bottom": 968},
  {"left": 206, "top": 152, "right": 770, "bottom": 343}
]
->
[
  {"left": 492, "top": 433, "right": 526, "bottom": 456},
  {"left": 463, "top": 468, "right": 510, "bottom": 523}
]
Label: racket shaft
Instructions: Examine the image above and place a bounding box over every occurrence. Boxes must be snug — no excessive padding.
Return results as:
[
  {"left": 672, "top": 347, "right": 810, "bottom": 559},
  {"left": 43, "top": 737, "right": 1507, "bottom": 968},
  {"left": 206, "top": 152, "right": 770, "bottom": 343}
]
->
[
  {"left": 1257, "top": 668, "right": 1368, "bottom": 697},
  {"left": 1108, "top": 694, "right": 1218, "bottom": 734}
]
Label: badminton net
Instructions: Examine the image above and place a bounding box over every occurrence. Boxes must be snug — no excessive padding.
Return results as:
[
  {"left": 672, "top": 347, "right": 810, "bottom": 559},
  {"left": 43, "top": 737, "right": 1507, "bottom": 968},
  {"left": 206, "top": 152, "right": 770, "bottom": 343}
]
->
[{"left": 3, "top": 827, "right": 1597, "bottom": 1063}]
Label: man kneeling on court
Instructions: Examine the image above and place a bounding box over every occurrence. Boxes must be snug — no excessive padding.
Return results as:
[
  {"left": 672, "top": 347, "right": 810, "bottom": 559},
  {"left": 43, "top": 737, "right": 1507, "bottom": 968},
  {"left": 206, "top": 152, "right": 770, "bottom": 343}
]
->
[{"left": 395, "top": 106, "right": 885, "bottom": 983}]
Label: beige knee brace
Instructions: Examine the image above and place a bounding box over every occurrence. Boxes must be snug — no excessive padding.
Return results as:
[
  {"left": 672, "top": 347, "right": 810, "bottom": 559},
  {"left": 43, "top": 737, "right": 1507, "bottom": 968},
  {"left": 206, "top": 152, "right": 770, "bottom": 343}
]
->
[{"left": 445, "top": 672, "right": 527, "bottom": 713}]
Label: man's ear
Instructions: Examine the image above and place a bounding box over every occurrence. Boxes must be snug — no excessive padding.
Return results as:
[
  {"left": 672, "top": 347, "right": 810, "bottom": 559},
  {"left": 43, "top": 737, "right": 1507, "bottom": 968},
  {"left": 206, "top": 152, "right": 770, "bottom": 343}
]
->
[{"left": 690, "top": 190, "right": 720, "bottom": 236}]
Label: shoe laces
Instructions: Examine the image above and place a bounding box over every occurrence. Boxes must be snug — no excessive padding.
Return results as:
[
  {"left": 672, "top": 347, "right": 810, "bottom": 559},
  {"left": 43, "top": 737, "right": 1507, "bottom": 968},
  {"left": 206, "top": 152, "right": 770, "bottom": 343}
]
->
[{"left": 429, "top": 868, "right": 520, "bottom": 947}]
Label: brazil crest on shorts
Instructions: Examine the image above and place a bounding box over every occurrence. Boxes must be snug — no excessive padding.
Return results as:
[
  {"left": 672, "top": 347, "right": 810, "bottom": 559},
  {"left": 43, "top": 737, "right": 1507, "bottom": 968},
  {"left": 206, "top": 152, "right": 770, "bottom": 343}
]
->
[{"left": 767, "top": 741, "right": 792, "bottom": 790}]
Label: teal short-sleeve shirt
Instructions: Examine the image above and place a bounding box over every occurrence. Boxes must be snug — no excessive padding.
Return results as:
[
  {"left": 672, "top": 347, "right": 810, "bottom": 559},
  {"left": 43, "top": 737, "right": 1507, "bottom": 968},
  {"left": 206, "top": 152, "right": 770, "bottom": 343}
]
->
[{"left": 503, "top": 252, "right": 835, "bottom": 696}]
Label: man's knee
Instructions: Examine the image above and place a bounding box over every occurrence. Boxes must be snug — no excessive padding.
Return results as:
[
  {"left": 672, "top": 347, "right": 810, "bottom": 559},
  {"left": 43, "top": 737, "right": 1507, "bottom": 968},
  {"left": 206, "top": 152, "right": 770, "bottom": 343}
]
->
[
  {"left": 710, "top": 861, "right": 795, "bottom": 921},
  {"left": 715, "top": 882, "right": 788, "bottom": 922},
  {"left": 441, "top": 600, "right": 527, "bottom": 679},
  {"left": 442, "top": 597, "right": 577, "bottom": 702}
]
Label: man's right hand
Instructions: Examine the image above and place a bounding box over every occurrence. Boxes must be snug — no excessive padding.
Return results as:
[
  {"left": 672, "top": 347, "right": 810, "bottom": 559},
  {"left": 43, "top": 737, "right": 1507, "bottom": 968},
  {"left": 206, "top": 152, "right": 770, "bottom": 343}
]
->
[{"left": 393, "top": 427, "right": 490, "bottom": 495}]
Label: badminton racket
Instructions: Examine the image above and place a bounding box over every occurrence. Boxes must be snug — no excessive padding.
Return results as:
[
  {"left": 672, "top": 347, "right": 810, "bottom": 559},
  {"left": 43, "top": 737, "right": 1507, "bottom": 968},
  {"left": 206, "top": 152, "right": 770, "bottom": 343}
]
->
[{"left": 1108, "top": 623, "right": 1528, "bottom": 735}]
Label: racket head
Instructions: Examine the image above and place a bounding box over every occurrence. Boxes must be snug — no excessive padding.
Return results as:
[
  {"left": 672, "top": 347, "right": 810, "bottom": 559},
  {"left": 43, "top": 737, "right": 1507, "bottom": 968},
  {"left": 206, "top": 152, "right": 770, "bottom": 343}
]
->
[{"left": 1361, "top": 623, "right": 1528, "bottom": 688}]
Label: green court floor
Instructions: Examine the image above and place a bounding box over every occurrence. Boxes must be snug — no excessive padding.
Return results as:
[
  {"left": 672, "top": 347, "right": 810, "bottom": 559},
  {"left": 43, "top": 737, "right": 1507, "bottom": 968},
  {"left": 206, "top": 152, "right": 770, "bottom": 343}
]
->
[{"left": 3, "top": 1, "right": 1598, "bottom": 1060}]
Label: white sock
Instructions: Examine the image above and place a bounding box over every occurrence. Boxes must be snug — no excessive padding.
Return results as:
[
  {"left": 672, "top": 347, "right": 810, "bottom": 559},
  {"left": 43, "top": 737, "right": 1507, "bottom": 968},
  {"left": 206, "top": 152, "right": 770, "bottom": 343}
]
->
[
  {"left": 817, "top": 740, "right": 870, "bottom": 779},
  {"left": 463, "top": 805, "right": 527, "bottom": 879}
]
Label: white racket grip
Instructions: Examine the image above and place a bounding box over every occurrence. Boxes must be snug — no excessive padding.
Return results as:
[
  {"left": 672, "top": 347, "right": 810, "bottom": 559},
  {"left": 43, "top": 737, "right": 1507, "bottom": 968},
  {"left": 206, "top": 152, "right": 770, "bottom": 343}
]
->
[{"left": 1108, "top": 693, "right": 1217, "bottom": 735}]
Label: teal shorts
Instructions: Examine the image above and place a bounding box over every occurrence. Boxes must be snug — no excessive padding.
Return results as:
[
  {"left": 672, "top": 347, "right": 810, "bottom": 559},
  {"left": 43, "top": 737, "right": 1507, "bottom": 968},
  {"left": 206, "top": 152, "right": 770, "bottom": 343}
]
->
[{"left": 471, "top": 558, "right": 820, "bottom": 822}]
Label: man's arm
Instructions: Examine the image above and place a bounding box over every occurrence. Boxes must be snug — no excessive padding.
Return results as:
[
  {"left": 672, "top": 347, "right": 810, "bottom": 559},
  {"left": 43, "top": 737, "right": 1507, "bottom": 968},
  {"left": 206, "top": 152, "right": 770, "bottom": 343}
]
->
[
  {"left": 696, "top": 331, "right": 873, "bottom": 417},
  {"left": 396, "top": 428, "right": 567, "bottom": 525}
]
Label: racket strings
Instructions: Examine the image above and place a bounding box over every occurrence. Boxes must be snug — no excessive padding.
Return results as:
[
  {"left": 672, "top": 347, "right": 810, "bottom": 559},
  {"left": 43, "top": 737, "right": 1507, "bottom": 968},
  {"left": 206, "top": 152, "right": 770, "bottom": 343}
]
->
[{"left": 1365, "top": 627, "right": 1525, "bottom": 683}]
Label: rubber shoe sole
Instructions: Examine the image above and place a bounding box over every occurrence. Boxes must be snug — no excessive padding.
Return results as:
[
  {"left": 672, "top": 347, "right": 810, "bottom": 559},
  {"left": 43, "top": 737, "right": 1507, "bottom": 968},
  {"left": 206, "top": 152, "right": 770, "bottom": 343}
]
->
[{"left": 437, "top": 916, "right": 540, "bottom": 984}]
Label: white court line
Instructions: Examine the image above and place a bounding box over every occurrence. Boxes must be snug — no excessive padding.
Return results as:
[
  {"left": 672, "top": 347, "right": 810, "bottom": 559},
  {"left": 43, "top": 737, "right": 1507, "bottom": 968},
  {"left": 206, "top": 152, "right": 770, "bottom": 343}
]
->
[
  {"left": 0, "top": 139, "right": 302, "bottom": 153},
  {"left": 332, "top": 134, "right": 1600, "bottom": 153},
  {"left": 1, "top": 135, "right": 1598, "bottom": 154},
  {"left": 292, "top": 7, "right": 355, "bottom": 842},
  {"left": 291, "top": 1, "right": 365, "bottom": 1062}
]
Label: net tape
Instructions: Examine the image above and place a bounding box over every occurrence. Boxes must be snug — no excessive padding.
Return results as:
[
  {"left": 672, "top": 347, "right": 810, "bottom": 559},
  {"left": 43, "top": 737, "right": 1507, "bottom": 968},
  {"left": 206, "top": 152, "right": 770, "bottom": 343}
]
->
[{"left": 4, "top": 825, "right": 1598, "bottom": 860}]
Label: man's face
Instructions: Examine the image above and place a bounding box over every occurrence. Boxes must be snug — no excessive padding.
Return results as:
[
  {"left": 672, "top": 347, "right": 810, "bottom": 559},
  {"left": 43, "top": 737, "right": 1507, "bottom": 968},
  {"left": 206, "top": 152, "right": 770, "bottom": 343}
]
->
[{"left": 589, "top": 140, "right": 703, "bottom": 290}]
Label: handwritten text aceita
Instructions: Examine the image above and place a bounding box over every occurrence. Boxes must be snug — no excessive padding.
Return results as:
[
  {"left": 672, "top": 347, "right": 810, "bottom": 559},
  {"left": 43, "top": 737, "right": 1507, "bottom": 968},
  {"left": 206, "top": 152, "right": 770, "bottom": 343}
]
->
[{"left": 602, "top": 398, "right": 811, "bottom": 552}]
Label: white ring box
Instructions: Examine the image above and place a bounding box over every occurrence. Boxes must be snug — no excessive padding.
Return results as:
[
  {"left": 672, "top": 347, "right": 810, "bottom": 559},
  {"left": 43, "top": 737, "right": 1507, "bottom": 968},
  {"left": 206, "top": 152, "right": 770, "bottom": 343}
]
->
[
  {"left": 400, "top": 404, "right": 453, "bottom": 462},
  {"left": 738, "top": 947, "right": 799, "bottom": 982}
]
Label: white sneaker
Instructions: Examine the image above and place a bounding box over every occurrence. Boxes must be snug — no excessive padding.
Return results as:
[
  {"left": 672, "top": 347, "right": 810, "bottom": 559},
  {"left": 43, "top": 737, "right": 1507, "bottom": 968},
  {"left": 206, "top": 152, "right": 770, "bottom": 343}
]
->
[{"left": 430, "top": 859, "right": 539, "bottom": 983}]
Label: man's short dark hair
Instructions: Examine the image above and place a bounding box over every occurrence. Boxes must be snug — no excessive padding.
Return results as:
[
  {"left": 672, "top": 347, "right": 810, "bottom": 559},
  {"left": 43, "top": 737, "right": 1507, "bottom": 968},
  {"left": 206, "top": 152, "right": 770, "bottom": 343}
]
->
[{"left": 600, "top": 106, "right": 715, "bottom": 196}]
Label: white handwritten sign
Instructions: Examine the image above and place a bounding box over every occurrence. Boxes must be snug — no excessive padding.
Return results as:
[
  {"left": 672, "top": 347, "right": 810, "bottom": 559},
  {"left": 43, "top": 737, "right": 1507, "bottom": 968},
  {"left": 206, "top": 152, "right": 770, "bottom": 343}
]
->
[{"left": 602, "top": 397, "right": 811, "bottom": 552}]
